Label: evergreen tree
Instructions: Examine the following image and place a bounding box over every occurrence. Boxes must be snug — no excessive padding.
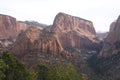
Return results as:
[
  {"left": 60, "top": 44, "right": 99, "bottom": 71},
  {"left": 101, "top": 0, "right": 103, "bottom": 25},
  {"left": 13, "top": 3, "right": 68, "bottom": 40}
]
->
[
  {"left": 47, "top": 64, "right": 83, "bottom": 80},
  {"left": 1, "top": 51, "right": 30, "bottom": 80},
  {"left": 0, "top": 58, "right": 8, "bottom": 80},
  {"left": 65, "top": 64, "right": 83, "bottom": 80},
  {"left": 37, "top": 64, "right": 49, "bottom": 80},
  {"left": 28, "top": 69, "right": 37, "bottom": 80},
  {"left": 0, "top": 51, "right": 84, "bottom": 80}
]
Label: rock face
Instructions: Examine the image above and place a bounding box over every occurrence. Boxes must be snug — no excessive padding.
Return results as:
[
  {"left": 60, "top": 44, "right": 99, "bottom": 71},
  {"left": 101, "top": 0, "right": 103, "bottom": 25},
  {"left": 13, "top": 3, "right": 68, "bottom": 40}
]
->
[
  {"left": 0, "top": 14, "right": 27, "bottom": 39},
  {"left": 2, "top": 13, "right": 106, "bottom": 79},
  {"left": 100, "top": 15, "right": 120, "bottom": 57},
  {"left": 0, "top": 39, "right": 14, "bottom": 48},
  {"left": 11, "top": 27, "right": 63, "bottom": 55},
  {"left": 51, "top": 12, "right": 99, "bottom": 50}
]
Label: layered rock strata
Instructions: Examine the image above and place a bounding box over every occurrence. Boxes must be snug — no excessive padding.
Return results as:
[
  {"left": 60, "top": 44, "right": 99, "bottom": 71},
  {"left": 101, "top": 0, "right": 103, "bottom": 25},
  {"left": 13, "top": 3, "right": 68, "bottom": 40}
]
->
[
  {"left": 0, "top": 14, "right": 27, "bottom": 39},
  {"left": 11, "top": 27, "right": 64, "bottom": 55},
  {"left": 51, "top": 12, "right": 99, "bottom": 50}
]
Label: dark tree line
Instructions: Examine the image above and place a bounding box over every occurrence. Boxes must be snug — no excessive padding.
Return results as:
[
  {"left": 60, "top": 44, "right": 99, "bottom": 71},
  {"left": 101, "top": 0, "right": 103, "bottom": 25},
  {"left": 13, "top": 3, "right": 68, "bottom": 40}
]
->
[{"left": 0, "top": 51, "right": 83, "bottom": 80}]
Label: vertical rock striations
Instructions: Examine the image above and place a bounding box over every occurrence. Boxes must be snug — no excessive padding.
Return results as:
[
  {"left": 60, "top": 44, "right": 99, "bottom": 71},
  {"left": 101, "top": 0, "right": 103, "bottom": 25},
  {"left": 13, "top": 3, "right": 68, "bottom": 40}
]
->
[
  {"left": 0, "top": 14, "right": 27, "bottom": 39},
  {"left": 51, "top": 12, "right": 99, "bottom": 50},
  {"left": 11, "top": 27, "right": 64, "bottom": 55}
]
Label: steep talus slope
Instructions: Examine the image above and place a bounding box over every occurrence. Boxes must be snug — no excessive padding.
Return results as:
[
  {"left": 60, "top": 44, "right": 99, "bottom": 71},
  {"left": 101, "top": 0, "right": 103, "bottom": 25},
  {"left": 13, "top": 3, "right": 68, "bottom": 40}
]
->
[{"left": 51, "top": 12, "right": 99, "bottom": 50}]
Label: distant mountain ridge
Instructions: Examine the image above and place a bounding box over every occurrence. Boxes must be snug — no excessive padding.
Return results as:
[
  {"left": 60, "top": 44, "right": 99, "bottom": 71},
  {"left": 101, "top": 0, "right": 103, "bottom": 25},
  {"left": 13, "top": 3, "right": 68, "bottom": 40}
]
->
[
  {"left": 20, "top": 21, "right": 48, "bottom": 28},
  {"left": 96, "top": 32, "right": 108, "bottom": 40}
]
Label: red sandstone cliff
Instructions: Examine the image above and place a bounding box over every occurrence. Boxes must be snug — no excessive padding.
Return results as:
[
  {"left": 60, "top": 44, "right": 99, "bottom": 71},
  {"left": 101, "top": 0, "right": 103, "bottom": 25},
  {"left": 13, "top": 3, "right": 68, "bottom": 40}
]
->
[
  {"left": 0, "top": 14, "right": 27, "bottom": 39},
  {"left": 11, "top": 27, "right": 64, "bottom": 55},
  {"left": 100, "top": 15, "right": 120, "bottom": 57},
  {"left": 51, "top": 12, "right": 99, "bottom": 50}
]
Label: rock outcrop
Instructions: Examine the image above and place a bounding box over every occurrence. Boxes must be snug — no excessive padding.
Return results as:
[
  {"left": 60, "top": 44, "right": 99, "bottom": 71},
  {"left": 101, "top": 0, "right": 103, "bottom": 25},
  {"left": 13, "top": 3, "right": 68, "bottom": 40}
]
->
[
  {"left": 11, "top": 26, "right": 72, "bottom": 67},
  {"left": 100, "top": 15, "right": 120, "bottom": 57},
  {"left": 0, "top": 14, "right": 27, "bottom": 39},
  {"left": 11, "top": 27, "right": 64, "bottom": 55},
  {"left": 0, "top": 39, "right": 14, "bottom": 48},
  {"left": 51, "top": 12, "right": 99, "bottom": 50}
]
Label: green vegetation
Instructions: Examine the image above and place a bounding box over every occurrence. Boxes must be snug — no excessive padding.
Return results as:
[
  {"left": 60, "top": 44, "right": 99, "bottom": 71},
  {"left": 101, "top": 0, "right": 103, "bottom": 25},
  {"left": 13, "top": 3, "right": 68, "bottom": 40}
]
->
[
  {"left": 37, "top": 64, "right": 49, "bottom": 80},
  {"left": 47, "top": 64, "right": 83, "bottom": 80},
  {"left": 0, "top": 51, "right": 30, "bottom": 80},
  {"left": 37, "top": 63, "right": 83, "bottom": 80},
  {"left": 0, "top": 58, "right": 8, "bottom": 80},
  {"left": 0, "top": 51, "right": 83, "bottom": 80}
]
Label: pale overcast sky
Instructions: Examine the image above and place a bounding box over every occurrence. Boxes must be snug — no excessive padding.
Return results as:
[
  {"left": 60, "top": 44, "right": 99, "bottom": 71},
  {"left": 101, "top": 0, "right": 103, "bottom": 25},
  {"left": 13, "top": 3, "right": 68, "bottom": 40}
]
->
[{"left": 0, "top": 0, "right": 120, "bottom": 32}]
